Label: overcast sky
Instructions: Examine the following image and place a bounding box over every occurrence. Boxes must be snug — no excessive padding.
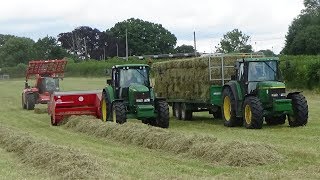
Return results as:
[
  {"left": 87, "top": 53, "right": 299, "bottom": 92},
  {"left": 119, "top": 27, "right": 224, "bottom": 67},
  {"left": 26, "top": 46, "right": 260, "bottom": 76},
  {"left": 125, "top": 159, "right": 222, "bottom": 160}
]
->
[{"left": 0, "top": 0, "right": 304, "bottom": 54}]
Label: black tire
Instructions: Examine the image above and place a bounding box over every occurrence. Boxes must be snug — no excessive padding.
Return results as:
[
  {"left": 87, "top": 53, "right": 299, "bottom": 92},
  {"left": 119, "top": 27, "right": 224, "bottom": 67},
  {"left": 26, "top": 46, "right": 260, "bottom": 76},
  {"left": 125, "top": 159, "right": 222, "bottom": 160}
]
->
[
  {"left": 222, "top": 88, "right": 242, "bottom": 127},
  {"left": 212, "top": 107, "right": 222, "bottom": 119},
  {"left": 100, "top": 92, "right": 112, "bottom": 122},
  {"left": 265, "top": 115, "right": 286, "bottom": 125},
  {"left": 173, "top": 103, "right": 182, "bottom": 120},
  {"left": 243, "top": 96, "right": 264, "bottom": 129},
  {"left": 21, "top": 93, "right": 26, "bottom": 109},
  {"left": 181, "top": 103, "right": 192, "bottom": 120},
  {"left": 155, "top": 100, "right": 169, "bottom": 128},
  {"left": 26, "top": 93, "right": 35, "bottom": 110},
  {"left": 288, "top": 94, "right": 308, "bottom": 127},
  {"left": 51, "top": 115, "right": 57, "bottom": 126},
  {"left": 112, "top": 101, "right": 127, "bottom": 124}
]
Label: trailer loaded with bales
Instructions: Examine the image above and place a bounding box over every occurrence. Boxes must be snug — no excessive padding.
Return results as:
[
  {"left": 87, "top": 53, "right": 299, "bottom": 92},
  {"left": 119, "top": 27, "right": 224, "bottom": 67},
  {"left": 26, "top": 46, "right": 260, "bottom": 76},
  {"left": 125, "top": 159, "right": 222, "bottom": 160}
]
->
[{"left": 153, "top": 53, "right": 308, "bottom": 129}]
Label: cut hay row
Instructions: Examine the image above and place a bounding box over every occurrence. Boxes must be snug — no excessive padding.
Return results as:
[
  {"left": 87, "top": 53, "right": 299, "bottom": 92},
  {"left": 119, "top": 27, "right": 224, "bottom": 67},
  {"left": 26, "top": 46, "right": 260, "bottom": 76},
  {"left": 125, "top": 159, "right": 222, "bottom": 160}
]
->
[
  {"left": 64, "top": 116, "right": 283, "bottom": 167},
  {"left": 0, "top": 125, "right": 110, "bottom": 179},
  {"left": 152, "top": 55, "right": 254, "bottom": 101}
]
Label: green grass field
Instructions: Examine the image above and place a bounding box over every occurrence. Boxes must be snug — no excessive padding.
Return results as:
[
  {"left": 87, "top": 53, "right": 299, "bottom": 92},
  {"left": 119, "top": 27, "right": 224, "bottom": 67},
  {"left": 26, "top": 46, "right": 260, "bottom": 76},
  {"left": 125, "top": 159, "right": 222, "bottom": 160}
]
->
[{"left": 0, "top": 78, "right": 320, "bottom": 179}]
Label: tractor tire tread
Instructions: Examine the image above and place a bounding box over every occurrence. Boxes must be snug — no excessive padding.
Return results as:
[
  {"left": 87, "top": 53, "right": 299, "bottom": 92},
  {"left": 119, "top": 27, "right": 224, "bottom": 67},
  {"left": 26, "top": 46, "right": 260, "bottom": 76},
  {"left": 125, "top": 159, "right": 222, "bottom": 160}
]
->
[{"left": 288, "top": 94, "right": 308, "bottom": 127}]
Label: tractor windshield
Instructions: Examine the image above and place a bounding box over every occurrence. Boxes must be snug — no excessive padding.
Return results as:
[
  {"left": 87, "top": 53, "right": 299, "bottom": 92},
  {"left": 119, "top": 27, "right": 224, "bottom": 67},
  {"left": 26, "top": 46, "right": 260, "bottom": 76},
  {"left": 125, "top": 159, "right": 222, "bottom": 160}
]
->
[
  {"left": 119, "top": 67, "right": 150, "bottom": 87},
  {"left": 248, "top": 61, "right": 278, "bottom": 82},
  {"left": 41, "top": 77, "right": 59, "bottom": 93}
]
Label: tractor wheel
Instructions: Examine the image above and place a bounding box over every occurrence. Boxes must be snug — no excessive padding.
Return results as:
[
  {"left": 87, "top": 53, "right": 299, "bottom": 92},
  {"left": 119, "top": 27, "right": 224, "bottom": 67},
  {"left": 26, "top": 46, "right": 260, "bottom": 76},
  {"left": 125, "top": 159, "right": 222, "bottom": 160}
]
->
[
  {"left": 100, "top": 93, "right": 111, "bottom": 122},
  {"left": 112, "top": 101, "right": 127, "bottom": 124},
  {"left": 173, "top": 103, "right": 182, "bottom": 120},
  {"left": 155, "top": 100, "right": 169, "bottom": 128},
  {"left": 288, "top": 94, "right": 308, "bottom": 127},
  {"left": 222, "top": 88, "right": 241, "bottom": 127},
  {"left": 243, "top": 96, "right": 264, "bottom": 129},
  {"left": 181, "top": 103, "right": 192, "bottom": 120},
  {"left": 21, "top": 93, "right": 26, "bottom": 109},
  {"left": 26, "top": 93, "right": 35, "bottom": 110},
  {"left": 265, "top": 115, "right": 286, "bottom": 125}
]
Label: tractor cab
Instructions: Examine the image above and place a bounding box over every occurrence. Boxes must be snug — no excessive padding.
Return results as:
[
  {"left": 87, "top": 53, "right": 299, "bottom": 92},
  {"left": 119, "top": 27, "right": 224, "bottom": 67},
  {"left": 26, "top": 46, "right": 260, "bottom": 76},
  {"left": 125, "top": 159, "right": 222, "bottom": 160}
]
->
[
  {"left": 235, "top": 57, "right": 284, "bottom": 96},
  {"left": 38, "top": 77, "right": 60, "bottom": 94}
]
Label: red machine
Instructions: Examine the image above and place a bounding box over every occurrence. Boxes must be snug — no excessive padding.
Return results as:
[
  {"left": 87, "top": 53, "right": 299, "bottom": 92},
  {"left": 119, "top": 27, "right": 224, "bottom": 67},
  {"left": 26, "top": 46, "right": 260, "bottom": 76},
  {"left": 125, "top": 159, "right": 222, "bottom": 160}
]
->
[
  {"left": 22, "top": 60, "right": 67, "bottom": 110},
  {"left": 48, "top": 91, "right": 102, "bottom": 125}
]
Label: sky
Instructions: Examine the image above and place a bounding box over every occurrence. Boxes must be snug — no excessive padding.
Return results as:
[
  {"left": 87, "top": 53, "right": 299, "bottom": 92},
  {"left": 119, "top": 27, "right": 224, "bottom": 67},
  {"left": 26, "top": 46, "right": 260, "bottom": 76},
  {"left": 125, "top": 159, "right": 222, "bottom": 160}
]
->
[{"left": 0, "top": 0, "right": 304, "bottom": 54}]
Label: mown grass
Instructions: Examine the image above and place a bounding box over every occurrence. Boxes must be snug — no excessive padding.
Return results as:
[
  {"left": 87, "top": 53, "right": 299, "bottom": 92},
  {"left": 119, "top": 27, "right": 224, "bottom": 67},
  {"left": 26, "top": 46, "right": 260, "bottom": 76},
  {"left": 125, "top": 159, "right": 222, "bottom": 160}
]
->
[{"left": 0, "top": 77, "right": 320, "bottom": 179}]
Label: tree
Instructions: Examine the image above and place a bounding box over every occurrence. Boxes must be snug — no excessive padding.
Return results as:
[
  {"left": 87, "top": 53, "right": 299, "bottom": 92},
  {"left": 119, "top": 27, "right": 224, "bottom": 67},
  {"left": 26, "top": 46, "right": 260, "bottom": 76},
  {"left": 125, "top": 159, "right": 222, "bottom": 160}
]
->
[
  {"left": 175, "top": 44, "right": 195, "bottom": 53},
  {"left": 282, "top": 0, "right": 320, "bottom": 54},
  {"left": 0, "top": 36, "right": 35, "bottom": 67},
  {"left": 215, "top": 29, "right": 252, "bottom": 53},
  {"left": 109, "top": 18, "right": 177, "bottom": 55},
  {"left": 258, "top": 49, "right": 276, "bottom": 56},
  {"left": 58, "top": 26, "right": 124, "bottom": 59},
  {"left": 33, "top": 36, "right": 68, "bottom": 59}
]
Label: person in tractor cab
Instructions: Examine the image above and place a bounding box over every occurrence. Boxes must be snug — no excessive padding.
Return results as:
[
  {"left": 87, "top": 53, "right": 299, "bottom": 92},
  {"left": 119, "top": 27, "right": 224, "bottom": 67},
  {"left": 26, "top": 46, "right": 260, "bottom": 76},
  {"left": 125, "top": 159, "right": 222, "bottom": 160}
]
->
[
  {"left": 122, "top": 70, "right": 143, "bottom": 87},
  {"left": 248, "top": 62, "right": 265, "bottom": 81}
]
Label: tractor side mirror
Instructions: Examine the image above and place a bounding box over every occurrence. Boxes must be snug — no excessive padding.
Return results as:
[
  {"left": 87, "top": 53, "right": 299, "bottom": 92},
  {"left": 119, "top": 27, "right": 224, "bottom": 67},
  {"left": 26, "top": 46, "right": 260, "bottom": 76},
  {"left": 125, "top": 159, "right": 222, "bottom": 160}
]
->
[{"left": 106, "top": 79, "right": 112, "bottom": 85}]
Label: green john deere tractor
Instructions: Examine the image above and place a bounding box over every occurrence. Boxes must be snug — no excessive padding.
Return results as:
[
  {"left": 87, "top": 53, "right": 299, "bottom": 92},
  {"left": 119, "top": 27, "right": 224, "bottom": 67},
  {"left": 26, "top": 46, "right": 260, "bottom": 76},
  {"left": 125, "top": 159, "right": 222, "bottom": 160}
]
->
[
  {"left": 100, "top": 64, "right": 169, "bottom": 128},
  {"left": 215, "top": 57, "right": 308, "bottom": 129}
]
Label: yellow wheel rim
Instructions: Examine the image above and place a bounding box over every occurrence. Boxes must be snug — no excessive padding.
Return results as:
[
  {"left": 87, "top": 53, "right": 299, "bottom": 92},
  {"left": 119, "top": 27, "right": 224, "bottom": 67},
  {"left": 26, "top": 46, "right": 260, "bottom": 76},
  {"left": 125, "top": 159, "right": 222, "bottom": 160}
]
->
[
  {"left": 101, "top": 98, "right": 107, "bottom": 121},
  {"left": 244, "top": 104, "right": 252, "bottom": 125},
  {"left": 113, "top": 109, "right": 117, "bottom": 123},
  {"left": 223, "top": 96, "right": 231, "bottom": 121}
]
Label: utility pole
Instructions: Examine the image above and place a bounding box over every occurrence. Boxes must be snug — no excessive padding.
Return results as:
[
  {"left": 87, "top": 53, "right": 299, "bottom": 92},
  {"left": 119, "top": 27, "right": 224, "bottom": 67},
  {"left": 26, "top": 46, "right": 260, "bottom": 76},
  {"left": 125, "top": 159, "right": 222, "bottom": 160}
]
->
[
  {"left": 126, "top": 29, "right": 128, "bottom": 61},
  {"left": 193, "top": 31, "right": 197, "bottom": 57}
]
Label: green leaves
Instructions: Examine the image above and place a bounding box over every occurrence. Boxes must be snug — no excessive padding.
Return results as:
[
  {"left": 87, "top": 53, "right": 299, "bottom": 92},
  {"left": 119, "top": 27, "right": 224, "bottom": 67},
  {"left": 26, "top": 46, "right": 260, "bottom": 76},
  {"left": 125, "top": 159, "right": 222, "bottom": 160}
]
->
[{"left": 215, "top": 29, "right": 252, "bottom": 53}]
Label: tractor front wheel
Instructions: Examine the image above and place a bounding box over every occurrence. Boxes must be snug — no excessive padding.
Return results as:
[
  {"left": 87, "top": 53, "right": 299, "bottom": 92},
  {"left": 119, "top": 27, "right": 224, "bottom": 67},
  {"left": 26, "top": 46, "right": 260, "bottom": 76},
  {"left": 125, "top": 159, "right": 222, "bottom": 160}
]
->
[
  {"left": 222, "top": 88, "right": 241, "bottom": 127},
  {"left": 112, "top": 102, "right": 127, "bottom": 124},
  {"left": 288, "top": 94, "right": 308, "bottom": 127},
  {"left": 155, "top": 100, "right": 169, "bottom": 128},
  {"left": 26, "top": 93, "right": 35, "bottom": 110},
  {"left": 243, "top": 96, "right": 264, "bottom": 129}
]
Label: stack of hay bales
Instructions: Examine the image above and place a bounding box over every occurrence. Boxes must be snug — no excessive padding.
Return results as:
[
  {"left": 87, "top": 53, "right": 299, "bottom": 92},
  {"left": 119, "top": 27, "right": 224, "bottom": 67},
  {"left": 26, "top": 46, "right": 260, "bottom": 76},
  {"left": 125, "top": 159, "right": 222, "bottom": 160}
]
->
[{"left": 153, "top": 55, "right": 246, "bottom": 101}]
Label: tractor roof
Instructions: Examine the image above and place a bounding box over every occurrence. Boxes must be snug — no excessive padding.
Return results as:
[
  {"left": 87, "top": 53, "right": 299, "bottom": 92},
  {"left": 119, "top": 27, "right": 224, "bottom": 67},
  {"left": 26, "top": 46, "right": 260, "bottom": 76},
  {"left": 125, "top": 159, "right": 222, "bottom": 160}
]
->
[
  {"left": 238, "top": 57, "right": 279, "bottom": 62},
  {"left": 113, "top": 64, "right": 149, "bottom": 68}
]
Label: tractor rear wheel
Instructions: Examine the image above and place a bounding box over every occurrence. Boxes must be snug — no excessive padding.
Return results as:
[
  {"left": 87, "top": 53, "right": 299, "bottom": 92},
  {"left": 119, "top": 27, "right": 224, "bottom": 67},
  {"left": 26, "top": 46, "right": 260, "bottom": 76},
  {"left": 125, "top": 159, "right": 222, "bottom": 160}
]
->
[
  {"left": 26, "top": 93, "right": 35, "bottom": 110},
  {"left": 243, "top": 96, "right": 264, "bottom": 129},
  {"left": 21, "top": 93, "right": 26, "bottom": 109},
  {"left": 173, "top": 103, "right": 182, "bottom": 120},
  {"left": 181, "top": 103, "right": 192, "bottom": 120},
  {"left": 222, "top": 88, "right": 241, "bottom": 127},
  {"left": 288, "top": 94, "right": 308, "bottom": 127},
  {"left": 100, "top": 93, "right": 111, "bottom": 122},
  {"left": 155, "top": 100, "right": 169, "bottom": 128},
  {"left": 112, "top": 102, "right": 127, "bottom": 124},
  {"left": 265, "top": 115, "right": 286, "bottom": 125}
]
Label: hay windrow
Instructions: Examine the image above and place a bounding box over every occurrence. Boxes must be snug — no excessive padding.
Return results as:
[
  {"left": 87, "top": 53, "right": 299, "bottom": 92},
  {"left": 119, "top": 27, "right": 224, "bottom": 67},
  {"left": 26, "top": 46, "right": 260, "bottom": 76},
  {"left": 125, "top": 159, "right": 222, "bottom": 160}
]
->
[
  {"left": 0, "top": 125, "right": 109, "bottom": 179},
  {"left": 34, "top": 107, "right": 48, "bottom": 114},
  {"left": 64, "top": 116, "right": 284, "bottom": 167}
]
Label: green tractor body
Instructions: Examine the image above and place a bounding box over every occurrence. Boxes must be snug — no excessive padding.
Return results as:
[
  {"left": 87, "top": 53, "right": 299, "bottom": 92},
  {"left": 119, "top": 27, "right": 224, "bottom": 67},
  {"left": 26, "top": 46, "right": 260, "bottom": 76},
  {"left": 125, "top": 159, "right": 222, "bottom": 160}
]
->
[
  {"left": 101, "top": 64, "right": 169, "bottom": 128},
  {"left": 210, "top": 57, "right": 308, "bottom": 129}
]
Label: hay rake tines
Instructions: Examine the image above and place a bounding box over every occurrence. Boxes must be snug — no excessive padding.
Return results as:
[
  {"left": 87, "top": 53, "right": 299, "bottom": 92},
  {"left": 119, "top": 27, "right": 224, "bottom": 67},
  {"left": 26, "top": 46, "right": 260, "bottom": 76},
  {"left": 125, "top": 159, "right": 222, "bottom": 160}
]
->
[{"left": 26, "top": 60, "right": 67, "bottom": 79}]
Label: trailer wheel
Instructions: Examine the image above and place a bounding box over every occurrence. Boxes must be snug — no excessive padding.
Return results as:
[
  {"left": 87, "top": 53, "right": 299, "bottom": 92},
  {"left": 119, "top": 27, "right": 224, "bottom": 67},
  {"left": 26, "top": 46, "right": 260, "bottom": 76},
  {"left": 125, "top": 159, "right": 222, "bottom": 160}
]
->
[
  {"left": 21, "top": 93, "right": 26, "bottom": 109},
  {"left": 181, "top": 103, "right": 192, "bottom": 120},
  {"left": 26, "top": 93, "right": 35, "bottom": 110},
  {"left": 265, "top": 115, "right": 286, "bottom": 125},
  {"left": 222, "top": 88, "right": 241, "bottom": 127},
  {"left": 155, "top": 100, "right": 169, "bottom": 128},
  {"left": 173, "top": 103, "right": 181, "bottom": 120},
  {"left": 112, "top": 101, "right": 127, "bottom": 124},
  {"left": 243, "top": 96, "right": 264, "bottom": 129},
  {"left": 100, "top": 93, "right": 111, "bottom": 121},
  {"left": 212, "top": 107, "right": 222, "bottom": 119},
  {"left": 288, "top": 94, "right": 308, "bottom": 127}
]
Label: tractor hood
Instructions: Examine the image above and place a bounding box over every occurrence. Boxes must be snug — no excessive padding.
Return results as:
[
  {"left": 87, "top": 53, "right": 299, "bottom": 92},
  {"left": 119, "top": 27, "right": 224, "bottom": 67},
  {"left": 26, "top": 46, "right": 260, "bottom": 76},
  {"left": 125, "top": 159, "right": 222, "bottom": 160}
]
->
[
  {"left": 128, "top": 84, "right": 150, "bottom": 93},
  {"left": 257, "top": 81, "right": 286, "bottom": 90}
]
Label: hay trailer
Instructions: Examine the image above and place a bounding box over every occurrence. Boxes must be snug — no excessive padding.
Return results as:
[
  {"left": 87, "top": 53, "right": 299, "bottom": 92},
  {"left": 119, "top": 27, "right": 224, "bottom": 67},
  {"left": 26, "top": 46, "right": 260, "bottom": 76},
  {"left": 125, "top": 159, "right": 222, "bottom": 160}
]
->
[
  {"left": 48, "top": 90, "right": 102, "bottom": 125},
  {"left": 100, "top": 64, "right": 169, "bottom": 128},
  {"left": 22, "top": 60, "right": 67, "bottom": 110},
  {"left": 153, "top": 53, "right": 308, "bottom": 129}
]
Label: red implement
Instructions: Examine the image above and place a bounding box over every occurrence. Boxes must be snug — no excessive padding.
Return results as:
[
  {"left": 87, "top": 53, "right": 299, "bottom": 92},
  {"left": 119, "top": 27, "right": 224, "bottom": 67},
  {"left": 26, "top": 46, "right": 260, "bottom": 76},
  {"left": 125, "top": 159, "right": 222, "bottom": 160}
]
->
[
  {"left": 26, "top": 60, "right": 67, "bottom": 80},
  {"left": 48, "top": 90, "right": 102, "bottom": 125}
]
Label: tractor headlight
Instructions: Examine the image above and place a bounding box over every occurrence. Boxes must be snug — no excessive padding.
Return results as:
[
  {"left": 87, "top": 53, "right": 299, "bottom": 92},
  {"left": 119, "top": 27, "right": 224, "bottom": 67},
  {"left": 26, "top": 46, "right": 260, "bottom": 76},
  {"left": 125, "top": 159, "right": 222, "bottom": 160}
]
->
[
  {"left": 144, "top": 98, "right": 151, "bottom": 102},
  {"left": 280, "top": 93, "right": 286, "bottom": 97},
  {"left": 136, "top": 99, "right": 143, "bottom": 103},
  {"left": 271, "top": 93, "right": 279, "bottom": 97}
]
